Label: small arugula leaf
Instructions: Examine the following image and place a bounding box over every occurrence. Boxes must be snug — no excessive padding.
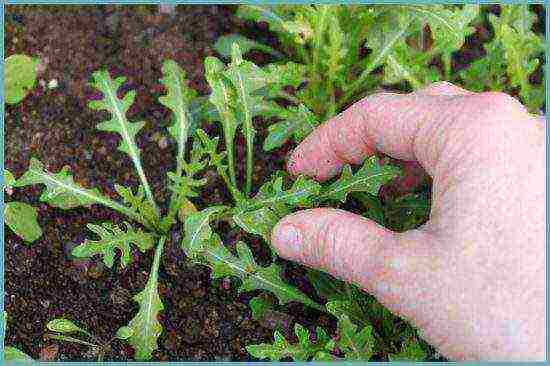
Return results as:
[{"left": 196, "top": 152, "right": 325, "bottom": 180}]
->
[
  {"left": 4, "top": 169, "right": 16, "bottom": 189},
  {"left": 326, "top": 301, "right": 375, "bottom": 360},
  {"left": 181, "top": 206, "right": 227, "bottom": 260},
  {"left": 205, "top": 56, "right": 240, "bottom": 188},
  {"left": 215, "top": 34, "right": 282, "bottom": 58},
  {"left": 262, "top": 62, "right": 307, "bottom": 97},
  {"left": 46, "top": 319, "right": 87, "bottom": 335},
  {"left": 233, "top": 174, "right": 321, "bottom": 240},
  {"left": 4, "top": 202, "right": 42, "bottom": 243},
  {"left": 89, "top": 70, "right": 158, "bottom": 215},
  {"left": 161, "top": 137, "right": 209, "bottom": 231},
  {"left": 114, "top": 184, "right": 159, "bottom": 230},
  {"left": 71, "top": 222, "right": 155, "bottom": 269},
  {"left": 246, "top": 323, "right": 335, "bottom": 361},
  {"left": 5, "top": 346, "right": 33, "bottom": 361},
  {"left": 319, "top": 156, "right": 400, "bottom": 203},
  {"left": 120, "top": 237, "right": 165, "bottom": 360},
  {"left": 5, "top": 54, "right": 39, "bottom": 105}
]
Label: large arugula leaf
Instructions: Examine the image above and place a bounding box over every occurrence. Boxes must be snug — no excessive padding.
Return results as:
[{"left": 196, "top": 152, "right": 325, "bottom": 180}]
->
[
  {"left": 15, "top": 158, "right": 145, "bottom": 224},
  {"left": 4, "top": 202, "right": 42, "bottom": 243},
  {"left": 247, "top": 323, "right": 335, "bottom": 361},
  {"left": 182, "top": 208, "right": 321, "bottom": 310},
  {"left": 116, "top": 237, "right": 165, "bottom": 360},
  {"left": 71, "top": 222, "right": 155, "bottom": 269},
  {"left": 88, "top": 70, "right": 158, "bottom": 215}
]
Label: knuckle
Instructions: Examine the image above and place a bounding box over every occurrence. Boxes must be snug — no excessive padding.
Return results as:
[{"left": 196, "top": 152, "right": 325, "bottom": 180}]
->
[{"left": 473, "top": 92, "right": 528, "bottom": 120}]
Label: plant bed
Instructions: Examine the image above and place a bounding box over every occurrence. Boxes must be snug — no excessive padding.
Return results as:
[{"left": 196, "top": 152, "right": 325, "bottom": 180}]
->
[{"left": 3, "top": 4, "right": 545, "bottom": 362}]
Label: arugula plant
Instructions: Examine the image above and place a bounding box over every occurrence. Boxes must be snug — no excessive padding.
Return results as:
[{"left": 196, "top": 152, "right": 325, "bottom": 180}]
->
[
  {"left": 216, "top": 4, "right": 544, "bottom": 152},
  {"left": 12, "top": 51, "right": 404, "bottom": 360}
]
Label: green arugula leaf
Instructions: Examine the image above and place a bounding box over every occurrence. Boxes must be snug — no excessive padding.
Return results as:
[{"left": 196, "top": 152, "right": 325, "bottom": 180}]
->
[
  {"left": 319, "top": 156, "right": 400, "bottom": 203},
  {"left": 215, "top": 34, "right": 282, "bottom": 59},
  {"left": 4, "top": 202, "right": 42, "bottom": 243},
  {"left": 263, "top": 104, "right": 317, "bottom": 151},
  {"left": 181, "top": 206, "right": 227, "bottom": 260},
  {"left": 233, "top": 174, "right": 321, "bottom": 240},
  {"left": 159, "top": 59, "right": 196, "bottom": 180},
  {"left": 118, "top": 237, "right": 165, "bottom": 360},
  {"left": 114, "top": 184, "right": 159, "bottom": 231},
  {"left": 205, "top": 56, "right": 240, "bottom": 188},
  {"left": 71, "top": 222, "right": 155, "bottom": 269},
  {"left": 326, "top": 301, "right": 376, "bottom": 360},
  {"left": 89, "top": 70, "right": 158, "bottom": 215},
  {"left": 224, "top": 43, "right": 268, "bottom": 194},
  {"left": 202, "top": 237, "right": 322, "bottom": 310},
  {"left": 5, "top": 54, "right": 39, "bottom": 105},
  {"left": 492, "top": 5, "right": 544, "bottom": 112},
  {"left": 247, "top": 323, "right": 335, "bottom": 361}
]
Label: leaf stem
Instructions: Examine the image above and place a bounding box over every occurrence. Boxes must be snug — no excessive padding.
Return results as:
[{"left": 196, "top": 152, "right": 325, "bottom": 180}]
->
[{"left": 45, "top": 334, "right": 99, "bottom": 348}]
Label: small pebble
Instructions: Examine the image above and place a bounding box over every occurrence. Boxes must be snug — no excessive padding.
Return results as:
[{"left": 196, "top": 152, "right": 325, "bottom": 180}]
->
[{"left": 48, "top": 79, "right": 58, "bottom": 89}]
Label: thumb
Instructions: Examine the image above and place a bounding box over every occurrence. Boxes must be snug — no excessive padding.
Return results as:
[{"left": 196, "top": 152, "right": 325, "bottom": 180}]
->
[{"left": 272, "top": 208, "right": 444, "bottom": 319}]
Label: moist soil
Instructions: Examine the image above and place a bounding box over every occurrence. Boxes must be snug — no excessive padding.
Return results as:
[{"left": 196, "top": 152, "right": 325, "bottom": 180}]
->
[{"left": 4, "top": 4, "right": 545, "bottom": 362}]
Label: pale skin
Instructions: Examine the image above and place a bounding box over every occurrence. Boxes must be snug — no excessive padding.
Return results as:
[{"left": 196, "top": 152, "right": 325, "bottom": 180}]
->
[{"left": 271, "top": 82, "right": 545, "bottom": 361}]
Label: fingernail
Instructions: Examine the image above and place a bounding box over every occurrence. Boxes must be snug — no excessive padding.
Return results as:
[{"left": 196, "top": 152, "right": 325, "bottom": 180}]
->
[{"left": 272, "top": 223, "right": 303, "bottom": 259}]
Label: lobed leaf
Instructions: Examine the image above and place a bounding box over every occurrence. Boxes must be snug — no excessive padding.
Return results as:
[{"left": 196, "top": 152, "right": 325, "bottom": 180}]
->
[
  {"left": 71, "top": 222, "right": 155, "bottom": 269},
  {"left": 319, "top": 156, "right": 401, "bottom": 203},
  {"left": 88, "top": 70, "right": 158, "bottom": 213},
  {"left": 233, "top": 174, "right": 321, "bottom": 240},
  {"left": 119, "top": 237, "right": 165, "bottom": 360},
  {"left": 202, "top": 237, "right": 322, "bottom": 310},
  {"left": 4, "top": 202, "right": 42, "bottom": 243},
  {"left": 247, "top": 323, "right": 335, "bottom": 361},
  {"left": 326, "top": 301, "right": 376, "bottom": 360},
  {"left": 181, "top": 206, "right": 227, "bottom": 260}
]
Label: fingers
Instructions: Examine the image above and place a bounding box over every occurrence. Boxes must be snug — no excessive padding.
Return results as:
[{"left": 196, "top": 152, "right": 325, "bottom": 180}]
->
[
  {"left": 287, "top": 82, "right": 528, "bottom": 181},
  {"left": 271, "top": 208, "right": 444, "bottom": 320}
]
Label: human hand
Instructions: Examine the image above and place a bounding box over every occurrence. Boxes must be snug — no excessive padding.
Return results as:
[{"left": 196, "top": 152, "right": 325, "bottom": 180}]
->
[{"left": 271, "top": 82, "right": 545, "bottom": 361}]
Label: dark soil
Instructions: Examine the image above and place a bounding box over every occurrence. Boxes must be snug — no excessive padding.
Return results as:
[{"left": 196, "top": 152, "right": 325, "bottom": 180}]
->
[
  {"left": 4, "top": 5, "right": 330, "bottom": 361},
  {"left": 4, "top": 4, "right": 545, "bottom": 362}
]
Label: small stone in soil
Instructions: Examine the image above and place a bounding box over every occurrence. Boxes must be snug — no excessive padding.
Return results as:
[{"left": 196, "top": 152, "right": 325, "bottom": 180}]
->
[{"left": 40, "top": 344, "right": 59, "bottom": 361}]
